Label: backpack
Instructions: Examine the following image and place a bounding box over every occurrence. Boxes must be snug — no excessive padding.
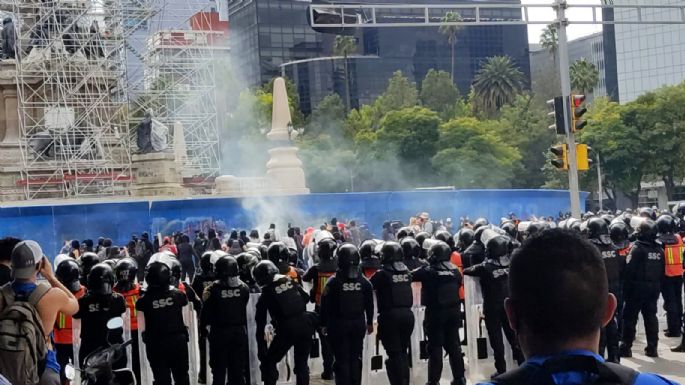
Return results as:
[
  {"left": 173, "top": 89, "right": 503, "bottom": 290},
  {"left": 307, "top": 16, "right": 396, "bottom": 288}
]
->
[
  {"left": 134, "top": 239, "right": 146, "bottom": 258},
  {"left": 493, "top": 355, "right": 637, "bottom": 385},
  {"left": 0, "top": 283, "right": 50, "bottom": 385}
]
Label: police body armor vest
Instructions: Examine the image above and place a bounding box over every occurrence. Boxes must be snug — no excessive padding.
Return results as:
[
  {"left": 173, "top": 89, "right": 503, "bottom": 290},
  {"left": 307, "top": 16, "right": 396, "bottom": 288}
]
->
[
  {"left": 387, "top": 270, "right": 413, "bottom": 308},
  {"left": 315, "top": 264, "right": 336, "bottom": 305},
  {"left": 211, "top": 283, "right": 248, "bottom": 327},
  {"left": 272, "top": 278, "right": 306, "bottom": 319},
  {"left": 54, "top": 287, "right": 86, "bottom": 344},
  {"left": 595, "top": 243, "right": 621, "bottom": 285},
  {"left": 115, "top": 284, "right": 140, "bottom": 330},
  {"left": 338, "top": 279, "right": 365, "bottom": 318},
  {"left": 663, "top": 234, "right": 685, "bottom": 277},
  {"left": 433, "top": 268, "right": 461, "bottom": 308}
]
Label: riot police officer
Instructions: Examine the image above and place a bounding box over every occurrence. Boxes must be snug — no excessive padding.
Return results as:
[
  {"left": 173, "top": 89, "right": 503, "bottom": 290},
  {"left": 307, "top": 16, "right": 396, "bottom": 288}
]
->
[
  {"left": 53, "top": 259, "right": 86, "bottom": 384},
  {"left": 464, "top": 229, "right": 524, "bottom": 376},
  {"left": 320, "top": 244, "right": 374, "bottom": 385},
  {"left": 201, "top": 256, "right": 250, "bottom": 385},
  {"left": 455, "top": 228, "right": 475, "bottom": 253},
  {"left": 412, "top": 241, "right": 466, "bottom": 385},
  {"left": 254, "top": 260, "right": 314, "bottom": 385},
  {"left": 113, "top": 257, "right": 142, "bottom": 382},
  {"left": 136, "top": 261, "right": 190, "bottom": 385},
  {"left": 620, "top": 219, "right": 664, "bottom": 358},
  {"left": 192, "top": 250, "right": 217, "bottom": 383},
  {"left": 268, "top": 242, "right": 304, "bottom": 285},
  {"left": 73, "top": 263, "right": 126, "bottom": 366},
  {"left": 359, "top": 240, "right": 381, "bottom": 279},
  {"left": 400, "top": 237, "right": 426, "bottom": 270},
  {"left": 237, "top": 251, "right": 261, "bottom": 293},
  {"left": 609, "top": 220, "right": 632, "bottom": 257},
  {"left": 369, "top": 242, "right": 414, "bottom": 385},
  {"left": 78, "top": 251, "right": 100, "bottom": 288},
  {"left": 587, "top": 218, "right": 623, "bottom": 363},
  {"left": 656, "top": 215, "right": 684, "bottom": 338},
  {"left": 462, "top": 226, "right": 487, "bottom": 268},
  {"left": 302, "top": 238, "right": 338, "bottom": 379}
]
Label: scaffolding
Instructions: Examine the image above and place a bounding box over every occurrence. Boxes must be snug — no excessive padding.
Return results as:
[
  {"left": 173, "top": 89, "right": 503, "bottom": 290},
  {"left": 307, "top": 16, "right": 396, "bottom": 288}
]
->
[{"left": 5, "top": 0, "right": 131, "bottom": 199}]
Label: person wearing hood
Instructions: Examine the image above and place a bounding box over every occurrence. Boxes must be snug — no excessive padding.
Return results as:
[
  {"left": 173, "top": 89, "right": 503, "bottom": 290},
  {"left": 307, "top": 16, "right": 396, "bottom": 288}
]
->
[
  {"left": 320, "top": 244, "right": 374, "bottom": 385},
  {"left": 586, "top": 218, "right": 623, "bottom": 363},
  {"left": 620, "top": 218, "right": 664, "bottom": 358},
  {"left": 655, "top": 215, "right": 684, "bottom": 339},
  {"left": 464, "top": 228, "right": 524, "bottom": 377},
  {"left": 201, "top": 256, "right": 250, "bottom": 385},
  {"left": 369, "top": 242, "right": 414, "bottom": 385},
  {"left": 412, "top": 241, "right": 466, "bottom": 385}
]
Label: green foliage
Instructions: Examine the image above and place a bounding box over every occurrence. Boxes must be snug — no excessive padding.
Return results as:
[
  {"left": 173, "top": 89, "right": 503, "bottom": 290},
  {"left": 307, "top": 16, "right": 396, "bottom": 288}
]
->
[
  {"left": 570, "top": 58, "right": 600, "bottom": 95},
  {"left": 439, "top": 11, "right": 463, "bottom": 80},
  {"left": 377, "top": 71, "right": 419, "bottom": 113},
  {"left": 540, "top": 24, "right": 558, "bottom": 62},
  {"left": 334, "top": 36, "right": 356, "bottom": 57},
  {"left": 472, "top": 56, "right": 525, "bottom": 117},
  {"left": 420, "top": 70, "right": 461, "bottom": 120}
]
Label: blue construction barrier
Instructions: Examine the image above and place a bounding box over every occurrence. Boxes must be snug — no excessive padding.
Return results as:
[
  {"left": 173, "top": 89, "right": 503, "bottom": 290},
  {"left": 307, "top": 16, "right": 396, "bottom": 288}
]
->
[{"left": 0, "top": 189, "right": 587, "bottom": 258}]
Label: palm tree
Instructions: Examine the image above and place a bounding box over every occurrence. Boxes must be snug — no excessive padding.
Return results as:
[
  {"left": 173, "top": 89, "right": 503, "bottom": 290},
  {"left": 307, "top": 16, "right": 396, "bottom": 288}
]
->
[
  {"left": 570, "top": 58, "right": 600, "bottom": 95},
  {"left": 540, "top": 24, "right": 558, "bottom": 64},
  {"left": 472, "top": 56, "right": 525, "bottom": 116},
  {"left": 334, "top": 35, "right": 357, "bottom": 110},
  {"left": 439, "top": 11, "right": 463, "bottom": 81}
]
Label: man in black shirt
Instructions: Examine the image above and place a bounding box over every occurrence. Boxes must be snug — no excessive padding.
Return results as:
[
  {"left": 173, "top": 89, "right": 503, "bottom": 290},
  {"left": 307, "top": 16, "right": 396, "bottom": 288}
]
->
[
  {"left": 0, "top": 237, "right": 20, "bottom": 286},
  {"left": 136, "top": 261, "right": 190, "bottom": 385},
  {"left": 254, "top": 260, "right": 314, "bottom": 385},
  {"left": 177, "top": 235, "right": 198, "bottom": 282}
]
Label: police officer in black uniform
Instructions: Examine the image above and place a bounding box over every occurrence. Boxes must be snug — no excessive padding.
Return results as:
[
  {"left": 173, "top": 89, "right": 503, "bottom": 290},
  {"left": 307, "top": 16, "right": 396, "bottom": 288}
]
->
[
  {"left": 78, "top": 251, "right": 100, "bottom": 288},
  {"left": 136, "top": 261, "right": 190, "bottom": 385},
  {"left": 359, "top": 240, "right": 381, "bottom": 279},
  {"left": 73, "top": 263, "right": 126, "bottom": 366},
  {"left": 412, "top": 241, "right": 466, "bottom": 385},
  {"left": 254, "top": 260, "right": 314, "bottom": 385},
  {"left": 268, "top": 242, "right": 304, "bottom": 285},
  {"left": 320, "top": 244, "right": 374, "bottom": 385},
  {"left": 201, "top": 256, "right": 250, "bottom": 385},
  {"left": 455, "top": 228, "right": 475, "bottom": 253},
  {"left": 401, "top": 237, "right": 426, "bottom": 270},
  {"left": 587, "top": 217, "right": 624, "bottom": 363},
  {"left": 369, "top": 242, "right": 414, "bottom": 385},
  {"left": 620, "top": 219, "right": 664, "bottom": 358},
  {"left": 462, "top": 226, "right": 487, "bottom": 269},
  {"left": 237, "top": 251, "right": 261, "bottom": 293},
  {"left": 193, "top": 250, "right": 216, "bottom": 383},
  {"left": 464, "top": 229, "right": 524, "bottom": 376}
]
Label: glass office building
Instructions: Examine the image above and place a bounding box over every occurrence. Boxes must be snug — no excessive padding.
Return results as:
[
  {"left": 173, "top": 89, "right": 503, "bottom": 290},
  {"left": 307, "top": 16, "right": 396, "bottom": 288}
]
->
[{"left": 229, "top": 0, "right": 530, "bottom": 114}]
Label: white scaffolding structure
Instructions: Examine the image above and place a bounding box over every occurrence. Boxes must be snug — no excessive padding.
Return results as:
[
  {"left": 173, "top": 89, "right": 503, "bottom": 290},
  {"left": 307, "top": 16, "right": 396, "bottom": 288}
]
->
[{"left": 3, "top": 0, "right": 132, "bottom": 199}]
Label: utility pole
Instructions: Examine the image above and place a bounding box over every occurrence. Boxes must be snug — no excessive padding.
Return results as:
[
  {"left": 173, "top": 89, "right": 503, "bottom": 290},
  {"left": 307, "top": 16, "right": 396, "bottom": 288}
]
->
[
  {"left": 597, "top": 152, "right": 603, "bottom": 212},
  {"left": 555, "top": 0, "right": 581, "bottom": 219}
]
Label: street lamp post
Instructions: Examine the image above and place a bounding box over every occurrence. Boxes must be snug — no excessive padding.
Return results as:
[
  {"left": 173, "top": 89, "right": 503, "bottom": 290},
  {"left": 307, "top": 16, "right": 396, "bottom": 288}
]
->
[{"left": 596, "top": 152, "right": 603, "bottom": 212}]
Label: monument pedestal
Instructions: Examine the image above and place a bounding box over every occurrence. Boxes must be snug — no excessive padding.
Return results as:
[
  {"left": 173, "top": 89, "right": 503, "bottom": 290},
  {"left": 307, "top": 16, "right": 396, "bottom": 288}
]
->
[
  {"left": 265, "top": 147, "right": 310, "bottom": 195},
  {"left": 131, "top": 152, "right": 185, "bottom": 197},
  {"left": 0, "top": 142, "right": 24, "bottom": 202}
]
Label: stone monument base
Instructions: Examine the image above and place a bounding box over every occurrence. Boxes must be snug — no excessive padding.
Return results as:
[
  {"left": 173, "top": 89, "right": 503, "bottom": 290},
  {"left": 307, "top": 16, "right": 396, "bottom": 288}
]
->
[
  {"left": 265, "top": 147, "right": 310, "bottom": 195},
  {"left": 0, "top": 166, "right": 24, "bottom": 202},
  {"left": 131, "top": 152, "right": 185, "bottom": 197}
]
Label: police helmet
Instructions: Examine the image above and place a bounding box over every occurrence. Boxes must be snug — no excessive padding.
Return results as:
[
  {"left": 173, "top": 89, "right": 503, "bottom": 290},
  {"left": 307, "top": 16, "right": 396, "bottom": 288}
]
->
[
  {"left": 656, "top": 214, "right": 675, "bottom": 235},
  {"left": 114, "top": 257, "right": 138, "bottom": 285},
  {"left": 79, "top": 252, "right": 100, "bottom": 286},
  {"left": 638, "top": 207, "right": 654, "bottom": 219},
  {"left": 200, "top": 251, "right": 214, "bottom": 274},
  {"left": 317, "top": 238, "right": 337, "bottom": 261},
  {"left": 87, "top": 263, "right": 115, "bottom": 296},
  {"left": 501, "top": 222, "right": 517, "bottom": 239},
  {"left": 236, "top": 252, "right": 260, "bottom": 282},
  {"left": 473, "top": 218, "right": 489, "bottom": 230},
  {"left": 158, "top": 255, "right": 182, "bottom": 287},
  {"left": 267, "top": 242, "right": 290, "bottom": 264},
  {"left": 396, "top": 227, "right": 415, "bottom": 241},
  {"left": 609, "top": 221, "right": 630, "bottom": 249},
  {"left": 673, "top": 202, "right": 685, "bottom": 218},
  {"left": 455, "top": 228, "right": 475, "bottom": 250},
  {"left": 145, "top": 261, "right": 171, "bottom": 289},
  {"left": 252, "top": 260, "right": 279, "bottom": 287},
  {"left": 380, "top": 241, "right": 403, "bottom": 264},
  {"left": 359, "top": 240, "right": 378, "bottom": 261},
  {"left": 635, "top": 219, "right": 658, "bottom": 243},
  {"left": 427, "top": 241, "right": 451, "bottom": 264},
  {"left": 600, "top": 214, "right": 614, "bottom": 226},
  {"left": 587, "top": 217, "right": 609, "bottom": 240},
  {"left": 474, "top": 225, "right": 489, "bottom": 245},
  {"left": 434, "top": 230, "right": 452, "bottom": 244},
  {"left": 56, "top": 259, "right": 81, "bottom": 293},
  {"left": 215, "top": 255, "right": 239, "bottom": 280},
  {"left": 482, "top": 228, "right": 511, "bottom": 258},
  {"left": 525, "top": 222, "right": 545, "bottom": 238},
  {"left": 414, "top": 232, "right": 430, "bottom": 248},
  {"left": 400, "top": 237, "right": 421, "bottom": 260},
  {"left": 336, "top": 244, "right": 361, "bottom": 269},
  {"left": 246, "top": 247, "right": 262, "bottom": 260}
]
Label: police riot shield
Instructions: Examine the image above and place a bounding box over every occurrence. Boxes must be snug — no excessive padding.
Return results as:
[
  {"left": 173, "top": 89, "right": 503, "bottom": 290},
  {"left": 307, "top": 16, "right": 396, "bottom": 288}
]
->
[
  {"left": 183, "top": 303, "right": 201, "bottom": 385},
  {"left": 410, "top": 282, "right": 427, "bottom": 383},
  {"left": 464, "top": 276, "right": 515, "bottom": 382},
  {"left": 247, "top": 293, "right": 262, "bottom": 385},
  {"left": 71, "top": 318, "right": 81, "bottom": 385},
  {"left": 136, "top": 311, "right": 154, "bottom": 385},
  {"left": 361, "top": 293, "right": 386, "bottom": 385},
  {"left": 123, "top": 309, "right": 133, "bottom": 372}
]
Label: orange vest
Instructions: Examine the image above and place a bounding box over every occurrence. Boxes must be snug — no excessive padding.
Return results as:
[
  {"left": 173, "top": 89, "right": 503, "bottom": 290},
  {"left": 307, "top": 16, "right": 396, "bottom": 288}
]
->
[
  {"left": 363, "top": 268, "right": 378, "bottom": 280},
  {"left": 450, "top": 251, "right": 465, "bottom": 300},
  {"left": 53, "top": 287, "right": 86, "bottom": 345},
  {"left": 617, "top": 246, "right": 631, "bottom": 258},
  {"left": 114, "top": 284, "right": 140, "bottom": 330},
  {"left": 287, "top": 267, "right": 302, "bottom": 286},
  {"left": 315, "top": 271, "right": 335, "bottom": 305},
  {"left": 665, "top": 235, "right": 685, "bottom": 277}
]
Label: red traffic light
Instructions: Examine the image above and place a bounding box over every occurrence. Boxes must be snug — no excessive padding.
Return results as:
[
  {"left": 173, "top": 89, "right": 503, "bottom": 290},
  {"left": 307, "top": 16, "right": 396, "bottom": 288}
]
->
[{"left": 572, "top": 95, "right": 586, "bottom": 108}]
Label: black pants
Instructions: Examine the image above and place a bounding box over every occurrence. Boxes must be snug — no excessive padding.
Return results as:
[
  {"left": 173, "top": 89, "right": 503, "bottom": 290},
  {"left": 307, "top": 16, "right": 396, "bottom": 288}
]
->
[
  {"left": 55, "top": 343, "right": 72, "bottom": 385},
  {"left": 599, "top": 289, "right": 621, "bottom": 363},
  {"left": 378, "top": 308, "right": 414, "bottom": 385},
  {"left": 261, "top": 318, "right": 313, "bottom": 385},
  {"left": 209, "top": 327, "right": 248, "bottom": 385},
  {"left": 146, "top": 334, "right": 190, "bottom": 385},
  {"left": 200, "top": 329, "right": 208, "bottom": 381},
  {"left": 314, "top": 306, "right": 334, "bottom": 373},
  {"left": 424, "top": 306, "right": 465, "bottom": 385},
  {"left": 181, "top": 259, "right": 196, "bottom": 283},
  {"left": 622, "top": 286, "right": 660, "bottom": 350},
  {"left": 662, "top": 276, "right": 683, "bottom": 334},
  {"left": 328, "top": 318, "right": 366, "bottom": 385},
  {"left": 483, "top": 305, "right": 524, "bottom": 374}
]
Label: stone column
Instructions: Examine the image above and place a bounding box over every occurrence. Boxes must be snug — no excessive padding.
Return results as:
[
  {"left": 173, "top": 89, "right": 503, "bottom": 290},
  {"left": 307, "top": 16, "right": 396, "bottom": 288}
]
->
[
  {"left": 0, "top": 86, "right": 6, "bottom": 143},
  {"left": 2, "top": 88, "right": 19, "bottom": 144}
]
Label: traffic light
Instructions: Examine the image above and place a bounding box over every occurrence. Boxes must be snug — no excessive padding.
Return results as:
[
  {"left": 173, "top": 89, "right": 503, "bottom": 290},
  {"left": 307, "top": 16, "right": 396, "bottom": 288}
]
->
[
  {"left": 550, "top": 144, "right": 568, "bottom": 170},
  {"left": 576, "top": 143, "right": 590, "bottom": 171},
  {"left": 571, "top": 95, "right": 588, "bottom": 132},
  {"left": 547, "top": 96, "right": 566, "bottom": 135}
]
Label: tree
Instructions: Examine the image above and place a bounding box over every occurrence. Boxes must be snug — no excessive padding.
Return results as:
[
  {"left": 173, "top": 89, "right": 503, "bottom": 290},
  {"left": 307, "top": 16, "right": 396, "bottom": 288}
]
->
[
  {"left": 439, "top": 11, "right": 463, "bottom": 81},
  {"left": 377, "top": 71, "right": 419, "bottom": 113},
  {"left": 261, "top": 77, "right": 305, "bottom": 128},
  {"left": 306, "top": 94, "right": 347, "bottom": 137},
  {"left": 420, "top": 69, "right": 460, "bottom": 120},
  {"left": 472, "top": 56, "right": 525, "bottom": 116},
  {"left": 540, "top": 24, "right": 558, "bottom": 64},
  {"left": 334, "top": 35, "right": 357, "bottom": 110},
  {"left": 432, "top": 117, "right": 521, "bottom": 188},
  {"left": 570, "top": 58, "right": 600, "bottom": 95}
]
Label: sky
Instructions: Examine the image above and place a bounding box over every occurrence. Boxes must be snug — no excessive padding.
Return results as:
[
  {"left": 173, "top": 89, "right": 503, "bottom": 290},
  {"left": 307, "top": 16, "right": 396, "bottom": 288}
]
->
[{"left": 522, "top": 0, "right": 603, "bottom": 44}]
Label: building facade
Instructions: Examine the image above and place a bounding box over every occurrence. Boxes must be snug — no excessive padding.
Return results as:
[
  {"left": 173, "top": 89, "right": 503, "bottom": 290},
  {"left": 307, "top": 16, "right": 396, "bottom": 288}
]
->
[
  {"left": 229, "top": 0, "right": 530, "bottom": 114},
  {"left": 613, "top": 0, "right": 685, "bottom": 103}
]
